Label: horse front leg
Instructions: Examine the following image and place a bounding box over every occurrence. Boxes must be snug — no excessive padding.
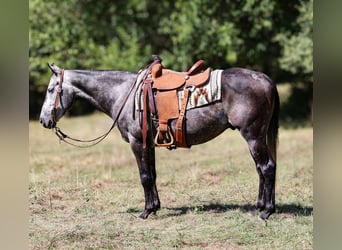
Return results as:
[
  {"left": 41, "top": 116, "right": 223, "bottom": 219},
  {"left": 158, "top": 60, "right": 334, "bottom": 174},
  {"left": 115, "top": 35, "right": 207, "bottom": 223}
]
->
[{"left": 130, "top": 140, "right": 160, "bottom": 219}]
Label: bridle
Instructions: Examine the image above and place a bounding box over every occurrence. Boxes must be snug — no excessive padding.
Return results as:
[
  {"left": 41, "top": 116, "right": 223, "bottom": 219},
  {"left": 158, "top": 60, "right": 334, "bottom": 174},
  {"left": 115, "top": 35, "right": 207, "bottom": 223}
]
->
[
  {"left": 51, "top": 68, "right": 64, "bottom": 124},
  {"left": 51, "top": 68, "right": 139, "bottom": 148}
]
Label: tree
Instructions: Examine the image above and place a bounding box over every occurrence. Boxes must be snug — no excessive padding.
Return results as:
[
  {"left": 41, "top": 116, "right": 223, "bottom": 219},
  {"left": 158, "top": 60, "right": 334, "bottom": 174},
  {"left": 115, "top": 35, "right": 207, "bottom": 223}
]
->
[
  {"left": 274, "top": 0, "right": 313, "bottom": 76},
  {"left": 30, "top": 0, "right": 313, "bottom": 120}
]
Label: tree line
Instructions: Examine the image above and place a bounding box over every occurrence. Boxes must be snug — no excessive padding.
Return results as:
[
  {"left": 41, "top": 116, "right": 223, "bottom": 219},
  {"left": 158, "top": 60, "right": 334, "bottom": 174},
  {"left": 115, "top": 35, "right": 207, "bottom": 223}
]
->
[{"left": 29, "top": 0, "right": 312, "bottom": 122}]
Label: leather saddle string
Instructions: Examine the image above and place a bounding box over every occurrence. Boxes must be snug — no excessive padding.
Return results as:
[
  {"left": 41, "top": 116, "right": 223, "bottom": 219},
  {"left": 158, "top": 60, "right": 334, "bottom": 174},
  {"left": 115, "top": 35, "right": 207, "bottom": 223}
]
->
[
  {"left": 175, "top": 87, "right": 191, "bottom": 147},
  {"left": 141, "top": 59, "right": 162, "bottom": 149}
]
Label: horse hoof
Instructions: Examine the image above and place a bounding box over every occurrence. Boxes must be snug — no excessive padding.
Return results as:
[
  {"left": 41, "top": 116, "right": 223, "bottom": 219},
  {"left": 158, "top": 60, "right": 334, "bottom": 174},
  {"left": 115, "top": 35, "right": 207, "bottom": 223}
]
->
[
  {"left": 139, "top": 211, "right": 149, "bottom": 219},
  {"left": 139, "top": 209, "right": 157, "bottom": 219},
  {"left": 259, "top": 208, "right": 275, "bottom": 221},
  {"left": 259, "top": 212, "right": 269, "bottom": 221}
]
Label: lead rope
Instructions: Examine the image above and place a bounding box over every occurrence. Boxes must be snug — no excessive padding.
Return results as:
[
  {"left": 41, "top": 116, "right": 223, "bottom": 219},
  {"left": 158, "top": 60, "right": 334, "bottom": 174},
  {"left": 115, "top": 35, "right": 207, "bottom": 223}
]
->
[{"left": 54, "top": 71, "right": 141, "bottom": 148}]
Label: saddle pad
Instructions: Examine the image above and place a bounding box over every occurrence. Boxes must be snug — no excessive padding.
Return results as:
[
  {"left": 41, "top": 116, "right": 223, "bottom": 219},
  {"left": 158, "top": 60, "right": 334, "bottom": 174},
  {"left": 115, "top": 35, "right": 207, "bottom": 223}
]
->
[
  {"left": 179, "top": 69, "right": 223, "bottom": 110},
  {"left": 135, "top": 69, "right": 223, "bottom": 112}
]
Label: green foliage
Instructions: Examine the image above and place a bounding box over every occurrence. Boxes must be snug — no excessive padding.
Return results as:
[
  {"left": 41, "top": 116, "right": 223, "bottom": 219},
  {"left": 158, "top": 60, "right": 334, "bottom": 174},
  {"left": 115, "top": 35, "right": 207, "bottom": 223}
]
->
[
  {"left": 30, "top": 0, "right": 313, "bottom": 118},
  {"left": 30, "top": 0, "right": 98, "bottom": 89},
  {"left": 275, "top": 0, "right": 313, "bottom": 75},
  {"left": 159, "top": 0, "right": 239, "bottom": 69}
]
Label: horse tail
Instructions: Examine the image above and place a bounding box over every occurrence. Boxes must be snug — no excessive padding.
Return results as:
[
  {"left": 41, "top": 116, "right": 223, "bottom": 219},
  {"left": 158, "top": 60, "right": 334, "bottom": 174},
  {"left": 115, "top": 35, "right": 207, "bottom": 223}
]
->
[{"left": 267, "top": 82, "right": 279, "bottom": 163}]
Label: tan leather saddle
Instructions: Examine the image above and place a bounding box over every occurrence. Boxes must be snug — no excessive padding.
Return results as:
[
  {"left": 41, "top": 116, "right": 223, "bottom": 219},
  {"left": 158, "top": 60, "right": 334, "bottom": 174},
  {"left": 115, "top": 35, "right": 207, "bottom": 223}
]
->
[{"left": 142, "top": 56, "right": 211, "bottom": 149}]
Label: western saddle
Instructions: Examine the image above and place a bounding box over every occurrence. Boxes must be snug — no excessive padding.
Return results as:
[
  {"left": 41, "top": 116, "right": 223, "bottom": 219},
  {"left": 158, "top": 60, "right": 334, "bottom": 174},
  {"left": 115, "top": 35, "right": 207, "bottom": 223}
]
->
[{"left": 142, "top": 55, "right": 211, "bottom": 149}]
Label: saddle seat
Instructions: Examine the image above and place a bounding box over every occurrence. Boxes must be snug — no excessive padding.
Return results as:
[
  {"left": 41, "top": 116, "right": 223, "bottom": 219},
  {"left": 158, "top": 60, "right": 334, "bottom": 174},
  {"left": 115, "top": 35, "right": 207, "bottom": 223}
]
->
[
  {"left": 151, "top": 63, "right": 211, "bottom": 90},
  {"left": 144, "top": 58, "right": 211, "bottom": 148}
]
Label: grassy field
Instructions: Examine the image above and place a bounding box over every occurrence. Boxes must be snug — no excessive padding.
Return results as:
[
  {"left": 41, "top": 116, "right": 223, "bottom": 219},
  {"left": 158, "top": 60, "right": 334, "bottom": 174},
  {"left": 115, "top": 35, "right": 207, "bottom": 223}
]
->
[{"left": 29, "top": 113, "right": 313, "bottom": 249}]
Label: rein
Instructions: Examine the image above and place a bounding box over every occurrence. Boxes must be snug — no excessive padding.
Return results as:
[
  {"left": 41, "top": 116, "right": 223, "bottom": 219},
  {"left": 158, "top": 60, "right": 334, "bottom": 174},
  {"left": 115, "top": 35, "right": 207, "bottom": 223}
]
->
[{"left": 52, "top": 69, "right": 139, "bottom": 148}]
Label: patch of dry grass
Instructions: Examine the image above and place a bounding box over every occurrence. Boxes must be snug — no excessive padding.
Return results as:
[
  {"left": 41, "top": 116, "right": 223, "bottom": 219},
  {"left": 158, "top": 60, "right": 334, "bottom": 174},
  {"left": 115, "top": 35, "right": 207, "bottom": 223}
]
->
[{"left": 29, "top": 113, "right": 312, "bottom": 249}]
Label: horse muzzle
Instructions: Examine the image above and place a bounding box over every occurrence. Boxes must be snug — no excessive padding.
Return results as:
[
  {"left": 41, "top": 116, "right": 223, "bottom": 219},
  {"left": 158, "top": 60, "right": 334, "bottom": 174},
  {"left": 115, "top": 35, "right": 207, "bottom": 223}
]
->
[{"left": 39, "top": 117, "right": 56, "bottom": 129}]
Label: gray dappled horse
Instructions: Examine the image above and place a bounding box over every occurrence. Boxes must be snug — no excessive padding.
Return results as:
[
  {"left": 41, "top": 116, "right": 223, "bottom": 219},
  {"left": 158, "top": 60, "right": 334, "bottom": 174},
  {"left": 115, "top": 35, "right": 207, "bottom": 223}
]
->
[{"left": 39, "top": 63, "right": 279, "bottom": 220}]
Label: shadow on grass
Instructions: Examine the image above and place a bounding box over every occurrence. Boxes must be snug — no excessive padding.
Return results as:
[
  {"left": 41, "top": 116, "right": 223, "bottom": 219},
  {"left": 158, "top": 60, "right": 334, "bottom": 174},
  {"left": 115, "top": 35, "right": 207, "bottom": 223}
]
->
[{"left": 159, "top": 203, "right": 312, "bottom": 218}]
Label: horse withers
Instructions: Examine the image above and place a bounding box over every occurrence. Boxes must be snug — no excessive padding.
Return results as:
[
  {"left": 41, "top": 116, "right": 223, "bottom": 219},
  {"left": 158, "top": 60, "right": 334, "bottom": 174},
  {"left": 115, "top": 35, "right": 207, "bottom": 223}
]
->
[{"left": 39, "top": 62, "right": 279, "bottom": 220}]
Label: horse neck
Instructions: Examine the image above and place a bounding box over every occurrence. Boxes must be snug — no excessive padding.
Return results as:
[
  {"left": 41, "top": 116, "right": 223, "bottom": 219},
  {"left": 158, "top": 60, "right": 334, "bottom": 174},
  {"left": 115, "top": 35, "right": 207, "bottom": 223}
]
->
[{"left": 66, "top": 69, "right": 136, "bottom": 116}]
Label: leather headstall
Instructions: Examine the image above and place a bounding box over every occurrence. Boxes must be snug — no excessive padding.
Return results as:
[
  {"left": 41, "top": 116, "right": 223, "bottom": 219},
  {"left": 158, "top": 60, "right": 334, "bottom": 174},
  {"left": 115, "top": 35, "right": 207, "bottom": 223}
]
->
[{"left": 51, "top": 68, "right": 65, "bottom": 123}]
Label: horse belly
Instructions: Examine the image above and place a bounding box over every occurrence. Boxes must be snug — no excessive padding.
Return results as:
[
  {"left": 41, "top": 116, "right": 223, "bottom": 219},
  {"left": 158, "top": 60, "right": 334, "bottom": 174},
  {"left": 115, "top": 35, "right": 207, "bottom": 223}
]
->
[{"left": 170, "top": 103, "right": 230, "bottom": 146}]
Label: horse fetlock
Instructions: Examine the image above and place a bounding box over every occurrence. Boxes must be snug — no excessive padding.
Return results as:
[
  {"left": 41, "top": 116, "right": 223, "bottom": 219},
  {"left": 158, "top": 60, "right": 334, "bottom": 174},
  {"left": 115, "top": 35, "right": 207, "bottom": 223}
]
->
[
  {"left": 256, "top": 200, "right": 265, "bottom": 211},
  {"left": 145, "top": 195, "right": 160, "bottom": 210},
  {"left": 154, "top": 200, "right": 161, "bottom": 210}
]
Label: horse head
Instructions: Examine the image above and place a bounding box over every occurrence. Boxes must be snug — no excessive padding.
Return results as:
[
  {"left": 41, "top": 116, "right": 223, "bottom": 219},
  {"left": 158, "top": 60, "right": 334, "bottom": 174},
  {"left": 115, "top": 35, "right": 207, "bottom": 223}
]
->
[{"left": 39, "top": 63, "right": 74, "bottom": 129}]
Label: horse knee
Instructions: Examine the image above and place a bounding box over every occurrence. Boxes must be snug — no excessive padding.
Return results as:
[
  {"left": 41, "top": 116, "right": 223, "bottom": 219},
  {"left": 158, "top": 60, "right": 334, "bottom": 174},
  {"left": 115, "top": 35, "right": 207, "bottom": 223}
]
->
[{"left": 260, "top": 160, "right": 276, "bottom": 178}]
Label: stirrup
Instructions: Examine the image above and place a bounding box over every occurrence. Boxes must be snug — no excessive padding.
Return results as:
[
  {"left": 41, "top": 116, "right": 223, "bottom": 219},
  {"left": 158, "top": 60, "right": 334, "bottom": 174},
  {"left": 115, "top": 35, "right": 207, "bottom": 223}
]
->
[{"left": 154, "top": 127, "right": 174, "bottom": 147}]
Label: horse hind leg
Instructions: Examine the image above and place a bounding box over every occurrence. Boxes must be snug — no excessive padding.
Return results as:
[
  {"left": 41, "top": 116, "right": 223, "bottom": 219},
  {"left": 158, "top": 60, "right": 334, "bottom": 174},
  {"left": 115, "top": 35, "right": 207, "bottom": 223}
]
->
[
  {"left": 244, "top": 135, "right": 276, "bottom": 220},
  {"left": 259, "top": 155, "right": 276, "bottom": 220},
  {"left": 256, "top": 167, "right": 266, "bottom": 211}
]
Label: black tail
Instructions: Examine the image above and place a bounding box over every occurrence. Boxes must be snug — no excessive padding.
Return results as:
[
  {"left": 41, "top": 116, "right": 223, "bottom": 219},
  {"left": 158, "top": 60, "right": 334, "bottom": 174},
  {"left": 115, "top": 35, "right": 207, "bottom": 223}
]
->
[{"left": 267, "top": 85, "right": 279, "bottom": 163}]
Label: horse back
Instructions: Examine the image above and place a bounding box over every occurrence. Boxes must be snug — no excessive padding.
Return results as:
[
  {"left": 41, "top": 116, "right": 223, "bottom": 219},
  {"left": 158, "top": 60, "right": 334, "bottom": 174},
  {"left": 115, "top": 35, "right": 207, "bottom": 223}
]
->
[{"left": 222, "top": 67, "right": 274, "bottom": 94}]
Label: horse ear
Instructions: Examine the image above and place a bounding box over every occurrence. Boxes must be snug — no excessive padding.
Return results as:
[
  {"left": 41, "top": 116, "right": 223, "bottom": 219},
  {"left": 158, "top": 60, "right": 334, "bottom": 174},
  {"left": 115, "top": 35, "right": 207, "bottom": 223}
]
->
[{"left": 47, "top": 63, "right": 61, "bottom": 75}]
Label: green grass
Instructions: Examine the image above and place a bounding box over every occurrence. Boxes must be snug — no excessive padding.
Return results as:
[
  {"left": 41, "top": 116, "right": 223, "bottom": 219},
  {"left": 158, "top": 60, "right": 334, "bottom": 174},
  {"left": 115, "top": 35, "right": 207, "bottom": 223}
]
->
[{"left": 29, "top": 113, "right": 313, "bottom": 249}]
